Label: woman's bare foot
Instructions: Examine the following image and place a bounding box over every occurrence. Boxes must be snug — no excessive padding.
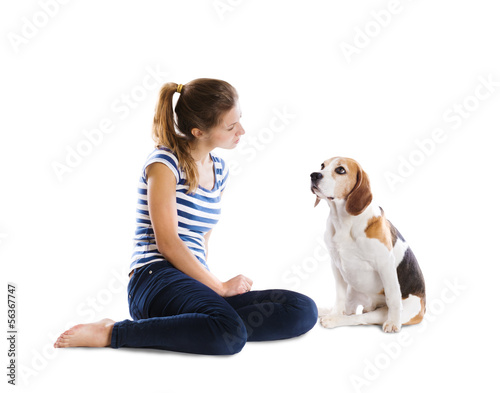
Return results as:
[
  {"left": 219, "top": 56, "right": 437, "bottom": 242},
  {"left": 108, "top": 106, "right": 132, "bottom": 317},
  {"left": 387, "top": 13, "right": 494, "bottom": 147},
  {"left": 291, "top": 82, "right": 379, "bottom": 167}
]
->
[{"left": 54, "top": 318, "right": 115, "bottom": 348}]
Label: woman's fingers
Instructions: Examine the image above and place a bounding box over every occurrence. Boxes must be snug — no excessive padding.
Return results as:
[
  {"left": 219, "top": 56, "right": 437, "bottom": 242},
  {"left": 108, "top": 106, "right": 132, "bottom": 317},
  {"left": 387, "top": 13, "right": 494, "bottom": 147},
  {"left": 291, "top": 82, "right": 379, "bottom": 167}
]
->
[
  {"left": 239, "top": 275, "right": 252, "bottom": 291},
  {"left": 227, "top": 274, "right": 253, "bottom": 295}
]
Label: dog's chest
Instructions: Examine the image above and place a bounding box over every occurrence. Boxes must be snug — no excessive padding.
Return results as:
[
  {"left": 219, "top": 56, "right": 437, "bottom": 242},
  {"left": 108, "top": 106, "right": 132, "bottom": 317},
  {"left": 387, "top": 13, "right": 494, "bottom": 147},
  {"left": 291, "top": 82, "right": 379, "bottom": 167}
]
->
[{"left": 325, "top": 225, "right": 382, "bottom": 292}]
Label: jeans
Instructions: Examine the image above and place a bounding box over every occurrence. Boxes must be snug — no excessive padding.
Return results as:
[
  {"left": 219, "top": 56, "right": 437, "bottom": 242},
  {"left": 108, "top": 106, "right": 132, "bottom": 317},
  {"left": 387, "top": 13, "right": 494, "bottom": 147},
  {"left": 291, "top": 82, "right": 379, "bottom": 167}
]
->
[{"left": 110, "top": 260, "right": 318, "bottom": 355}]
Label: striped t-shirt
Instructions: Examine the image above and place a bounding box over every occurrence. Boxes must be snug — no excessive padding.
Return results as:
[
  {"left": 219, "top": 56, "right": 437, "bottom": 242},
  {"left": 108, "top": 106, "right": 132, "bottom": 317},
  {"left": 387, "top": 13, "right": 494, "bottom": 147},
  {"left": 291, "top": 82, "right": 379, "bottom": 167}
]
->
[{"left": 129, "top": 146, "right": 229, "bottom": 275}]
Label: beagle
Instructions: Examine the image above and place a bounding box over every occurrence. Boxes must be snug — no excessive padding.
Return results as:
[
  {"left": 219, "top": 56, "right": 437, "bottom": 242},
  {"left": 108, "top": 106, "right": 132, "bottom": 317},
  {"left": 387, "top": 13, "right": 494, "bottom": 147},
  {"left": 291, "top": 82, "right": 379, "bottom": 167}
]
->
[{"left": 310, "top": 157, "right": 425, "bottom": 333}]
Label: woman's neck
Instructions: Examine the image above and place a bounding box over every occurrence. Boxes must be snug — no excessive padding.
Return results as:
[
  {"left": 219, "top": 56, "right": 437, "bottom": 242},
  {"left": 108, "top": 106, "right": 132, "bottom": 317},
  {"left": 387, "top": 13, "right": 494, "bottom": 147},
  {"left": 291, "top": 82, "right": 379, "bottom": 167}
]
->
[{"left": 188, "top": 141, "right": 212, "bottom": 165}]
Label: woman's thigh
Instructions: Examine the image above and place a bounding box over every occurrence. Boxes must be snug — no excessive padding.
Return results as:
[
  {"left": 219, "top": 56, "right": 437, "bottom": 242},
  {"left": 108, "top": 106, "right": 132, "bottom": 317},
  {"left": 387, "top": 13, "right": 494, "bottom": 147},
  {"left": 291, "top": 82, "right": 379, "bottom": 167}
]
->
[{"left": 128, "top": 260, "right": 240, "bottom": 322}]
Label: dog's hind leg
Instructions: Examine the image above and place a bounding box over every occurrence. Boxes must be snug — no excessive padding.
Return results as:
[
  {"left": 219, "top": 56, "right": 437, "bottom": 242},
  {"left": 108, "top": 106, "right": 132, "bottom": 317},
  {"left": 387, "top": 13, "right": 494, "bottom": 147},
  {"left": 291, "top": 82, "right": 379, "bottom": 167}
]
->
[{"left": 401, "top": 295, "right": 425, "bottom": 325}]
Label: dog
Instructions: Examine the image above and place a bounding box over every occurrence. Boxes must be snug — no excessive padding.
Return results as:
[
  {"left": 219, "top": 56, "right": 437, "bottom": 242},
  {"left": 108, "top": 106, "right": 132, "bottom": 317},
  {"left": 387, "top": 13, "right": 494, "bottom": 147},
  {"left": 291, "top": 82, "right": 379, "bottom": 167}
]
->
[{"left": 310, "top": 157, "right": 425, "bottom": 333}]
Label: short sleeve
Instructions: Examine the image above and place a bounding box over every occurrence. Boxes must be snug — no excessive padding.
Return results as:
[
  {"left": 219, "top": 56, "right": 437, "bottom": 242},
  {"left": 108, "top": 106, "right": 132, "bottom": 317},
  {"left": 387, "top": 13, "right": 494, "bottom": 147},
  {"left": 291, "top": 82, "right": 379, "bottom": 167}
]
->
[{"left": 143, "top": 147, "right": 181, "bottom": 184}]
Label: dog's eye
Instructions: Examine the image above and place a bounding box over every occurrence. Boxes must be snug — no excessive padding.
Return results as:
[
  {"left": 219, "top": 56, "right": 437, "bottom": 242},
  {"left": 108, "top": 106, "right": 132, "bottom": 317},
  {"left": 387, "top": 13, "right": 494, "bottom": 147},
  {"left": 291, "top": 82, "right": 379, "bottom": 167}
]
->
[
  {"left": 320, "top": 163, "right": 325, "bottom": 170},
  {"left": 335, "top": 166, "right": 346, "bottom": 175}
]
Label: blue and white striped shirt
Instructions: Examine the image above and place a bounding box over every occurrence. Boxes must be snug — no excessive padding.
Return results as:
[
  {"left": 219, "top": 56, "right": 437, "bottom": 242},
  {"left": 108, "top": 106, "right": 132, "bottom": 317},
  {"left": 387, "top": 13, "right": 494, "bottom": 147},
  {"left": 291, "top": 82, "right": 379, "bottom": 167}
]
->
[{"left": 129, "top": 146, "right": 229, "bottom": 275}]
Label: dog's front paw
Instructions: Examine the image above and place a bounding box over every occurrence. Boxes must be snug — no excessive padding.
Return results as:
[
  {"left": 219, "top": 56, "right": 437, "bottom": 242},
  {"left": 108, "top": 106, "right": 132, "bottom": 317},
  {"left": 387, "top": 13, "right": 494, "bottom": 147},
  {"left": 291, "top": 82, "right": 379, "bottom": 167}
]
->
[
  {"left": 383, "top": 320, "right": 401, "bottom": 333},
  {"left": 320, "top": 314, "right": 346, "bottom": 329}
]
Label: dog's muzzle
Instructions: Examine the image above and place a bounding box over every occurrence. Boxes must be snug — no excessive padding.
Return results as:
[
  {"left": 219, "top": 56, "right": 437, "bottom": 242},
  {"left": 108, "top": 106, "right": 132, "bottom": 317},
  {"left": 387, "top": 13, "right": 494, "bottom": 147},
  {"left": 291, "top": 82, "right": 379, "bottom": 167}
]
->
[
  {"left": 310, "top": 172, "right": 323, "bottom": 196},
  {"left": 310, "top": 172, "right": 323, "bottom": 189},
  {"left": 310, "top": 172, "right": 323, "bottom": 183},
  {"left": 310, "top": 172, "right": 323, "bottom": 207}
]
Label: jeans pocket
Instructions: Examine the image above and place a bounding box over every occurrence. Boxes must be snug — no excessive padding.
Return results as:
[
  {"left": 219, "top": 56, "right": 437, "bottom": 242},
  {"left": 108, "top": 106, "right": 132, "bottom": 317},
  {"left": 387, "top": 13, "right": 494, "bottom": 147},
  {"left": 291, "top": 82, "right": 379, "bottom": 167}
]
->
[{"left": 127, "top": 261, "right": 165, "bottom": 320}]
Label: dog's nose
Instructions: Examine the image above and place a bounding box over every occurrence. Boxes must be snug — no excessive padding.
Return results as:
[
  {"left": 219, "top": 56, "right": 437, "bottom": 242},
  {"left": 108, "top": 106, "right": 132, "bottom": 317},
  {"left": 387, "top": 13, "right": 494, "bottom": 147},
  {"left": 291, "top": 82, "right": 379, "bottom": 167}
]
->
[{"left": 310, "top": 172, "right": 323, "bottom": 181}]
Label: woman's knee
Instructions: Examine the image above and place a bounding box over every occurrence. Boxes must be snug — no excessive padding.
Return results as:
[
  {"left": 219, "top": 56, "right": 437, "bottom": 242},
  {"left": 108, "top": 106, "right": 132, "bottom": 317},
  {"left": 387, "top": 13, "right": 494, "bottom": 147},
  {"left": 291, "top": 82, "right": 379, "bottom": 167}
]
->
[
  {"left": 300, "top": 293, "right": 319, "bottom": 330},
  {"left": 210, "top": 314, "right": 248, "bottom": 355},
  {"left": 283, "top": 290, "right": 319, "bottom": 335}
]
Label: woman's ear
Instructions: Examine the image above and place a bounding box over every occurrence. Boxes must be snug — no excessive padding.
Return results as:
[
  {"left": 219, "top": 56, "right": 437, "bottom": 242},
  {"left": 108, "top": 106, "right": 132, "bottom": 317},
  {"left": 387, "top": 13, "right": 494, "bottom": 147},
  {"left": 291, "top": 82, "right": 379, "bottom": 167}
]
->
[
  {"left": 345, "top": 167, "right": 372, "bottom": 216},
  {"left": 191, "top": 128, "right": 205, "bottom": 139}
]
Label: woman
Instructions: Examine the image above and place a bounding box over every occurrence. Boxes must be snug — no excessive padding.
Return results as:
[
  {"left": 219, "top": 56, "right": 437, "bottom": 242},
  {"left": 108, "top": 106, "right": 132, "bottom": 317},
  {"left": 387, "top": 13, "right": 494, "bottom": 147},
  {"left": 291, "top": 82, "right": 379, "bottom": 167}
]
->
[{"left": 54, "top": 78, "right": 318, "bottom": 355}]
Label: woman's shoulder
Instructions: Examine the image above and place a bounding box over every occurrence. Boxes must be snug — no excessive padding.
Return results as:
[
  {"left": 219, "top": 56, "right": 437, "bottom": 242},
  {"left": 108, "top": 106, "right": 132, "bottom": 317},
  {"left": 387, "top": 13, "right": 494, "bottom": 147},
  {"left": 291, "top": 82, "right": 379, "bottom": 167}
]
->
[
  {"left": 147, "top": 146, "right": 179, "bottom": 165},
  {"left": 143, "top": 145, "right": 182, "bottom": 183}
]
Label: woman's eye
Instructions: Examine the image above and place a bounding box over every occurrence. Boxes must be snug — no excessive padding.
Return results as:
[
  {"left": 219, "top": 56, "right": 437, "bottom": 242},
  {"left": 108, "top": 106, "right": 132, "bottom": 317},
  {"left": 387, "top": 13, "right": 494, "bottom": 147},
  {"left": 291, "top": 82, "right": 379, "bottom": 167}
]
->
[{"left": 335, "top": 166, "right": 346, "bottom": 175}]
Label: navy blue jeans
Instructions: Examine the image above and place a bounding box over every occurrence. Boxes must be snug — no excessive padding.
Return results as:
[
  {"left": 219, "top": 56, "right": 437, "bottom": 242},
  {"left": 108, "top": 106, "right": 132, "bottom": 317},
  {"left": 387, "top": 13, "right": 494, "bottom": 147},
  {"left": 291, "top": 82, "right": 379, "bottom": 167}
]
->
[{"left": 110, "top": 260, "right": 317, "bottom": 355}]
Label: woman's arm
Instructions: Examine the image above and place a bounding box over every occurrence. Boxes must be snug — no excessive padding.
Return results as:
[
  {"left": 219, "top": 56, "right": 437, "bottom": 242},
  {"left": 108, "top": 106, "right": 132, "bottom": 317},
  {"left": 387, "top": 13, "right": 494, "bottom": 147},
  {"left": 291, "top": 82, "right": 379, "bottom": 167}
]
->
[{"left": 146, "top": 163, "right": 251, "bottom": 297}]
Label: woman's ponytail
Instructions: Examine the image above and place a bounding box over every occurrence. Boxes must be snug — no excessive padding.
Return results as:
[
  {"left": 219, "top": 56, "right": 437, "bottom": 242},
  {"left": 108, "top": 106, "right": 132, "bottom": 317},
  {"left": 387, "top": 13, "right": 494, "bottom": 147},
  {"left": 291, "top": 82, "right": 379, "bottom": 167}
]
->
[{"left": 151, "top": 83, "right": 198, "bottom": 194}]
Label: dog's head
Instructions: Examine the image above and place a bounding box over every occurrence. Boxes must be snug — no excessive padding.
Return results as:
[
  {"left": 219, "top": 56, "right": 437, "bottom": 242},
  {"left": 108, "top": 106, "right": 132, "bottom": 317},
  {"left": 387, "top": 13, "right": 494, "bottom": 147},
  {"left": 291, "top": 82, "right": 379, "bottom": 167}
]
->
[{"left": 310, "top": 157, "right": 372, "bottom": 215}]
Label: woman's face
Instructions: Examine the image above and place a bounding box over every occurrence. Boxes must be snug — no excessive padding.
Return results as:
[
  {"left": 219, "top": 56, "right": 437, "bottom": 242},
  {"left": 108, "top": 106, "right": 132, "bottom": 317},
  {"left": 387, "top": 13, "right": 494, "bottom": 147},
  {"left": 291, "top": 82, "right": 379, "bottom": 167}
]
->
[{"left": 207, "top": 102, "right": 245, "bottom": 149}]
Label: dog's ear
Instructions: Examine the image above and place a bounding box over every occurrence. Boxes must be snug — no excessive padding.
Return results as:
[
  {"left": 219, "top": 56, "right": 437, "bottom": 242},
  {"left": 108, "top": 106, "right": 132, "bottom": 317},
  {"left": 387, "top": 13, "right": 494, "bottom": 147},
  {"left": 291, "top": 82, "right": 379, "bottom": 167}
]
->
[
  {"left": 314, "top": 196, "right": 321, "bottom": 207},
  {"left": 345, "top": 166, "right": 372, "bottom": 215}
]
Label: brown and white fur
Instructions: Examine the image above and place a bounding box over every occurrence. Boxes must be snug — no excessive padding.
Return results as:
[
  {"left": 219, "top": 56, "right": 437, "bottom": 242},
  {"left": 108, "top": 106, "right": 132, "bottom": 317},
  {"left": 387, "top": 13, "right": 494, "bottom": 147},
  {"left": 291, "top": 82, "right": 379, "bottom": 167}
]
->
[{"left": 311, "top": 157, "right": 425, "bottom": 333}]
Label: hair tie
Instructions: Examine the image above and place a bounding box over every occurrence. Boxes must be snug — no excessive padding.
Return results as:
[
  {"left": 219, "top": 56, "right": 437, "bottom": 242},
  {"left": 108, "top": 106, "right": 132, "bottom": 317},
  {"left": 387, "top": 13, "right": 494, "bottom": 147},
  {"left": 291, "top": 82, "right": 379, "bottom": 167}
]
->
[{"left": 176, "top": 84, "right": 183, "bottom": 94}]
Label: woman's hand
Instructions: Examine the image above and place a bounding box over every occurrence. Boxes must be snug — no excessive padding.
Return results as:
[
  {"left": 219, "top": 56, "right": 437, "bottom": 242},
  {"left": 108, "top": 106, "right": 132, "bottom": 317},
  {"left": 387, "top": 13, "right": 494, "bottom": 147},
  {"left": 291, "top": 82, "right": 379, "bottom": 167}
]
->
[{"left": 221, "top": 275, "right": 253, "bottom": 297}]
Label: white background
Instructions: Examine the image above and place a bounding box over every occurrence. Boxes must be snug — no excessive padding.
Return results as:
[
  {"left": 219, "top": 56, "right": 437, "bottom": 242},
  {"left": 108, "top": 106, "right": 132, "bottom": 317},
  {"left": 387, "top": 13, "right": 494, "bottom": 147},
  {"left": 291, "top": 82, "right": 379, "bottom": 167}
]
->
[{"left": 2, "top": 0, "right": 499, "bottom": 392}]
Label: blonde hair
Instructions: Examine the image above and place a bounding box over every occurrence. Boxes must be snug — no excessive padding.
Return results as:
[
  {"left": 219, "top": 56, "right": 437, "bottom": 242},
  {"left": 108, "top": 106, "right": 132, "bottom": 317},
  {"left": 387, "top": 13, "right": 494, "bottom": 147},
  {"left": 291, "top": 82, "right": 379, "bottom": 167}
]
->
[{"left": 152, "top": 78, "right": 238, "bottom": 194}]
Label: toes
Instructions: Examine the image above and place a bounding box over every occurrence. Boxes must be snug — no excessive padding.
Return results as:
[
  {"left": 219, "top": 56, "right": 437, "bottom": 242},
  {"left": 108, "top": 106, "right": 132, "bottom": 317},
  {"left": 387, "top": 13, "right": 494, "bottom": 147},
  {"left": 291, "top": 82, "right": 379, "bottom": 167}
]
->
[
  {"left": 54, "top": 338, "right": 69, "bottom": 348},
  {"left": 54, "top": 336, "right": 63, "bottom": 348},
  {"left": 382, "top": 320, "right": 401, "bottom": 333},
  {"left": 61, "top": 328, "right": 76, "bottom": 338},
  {"left": 60, "top": 337, "right": 70, "bottom": 346},
  {"left": 54, "top": 329, "right": 74, "bottom": 348},
  {"left": 320, "top": 315, "right": 338, "bottom": 328}
]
